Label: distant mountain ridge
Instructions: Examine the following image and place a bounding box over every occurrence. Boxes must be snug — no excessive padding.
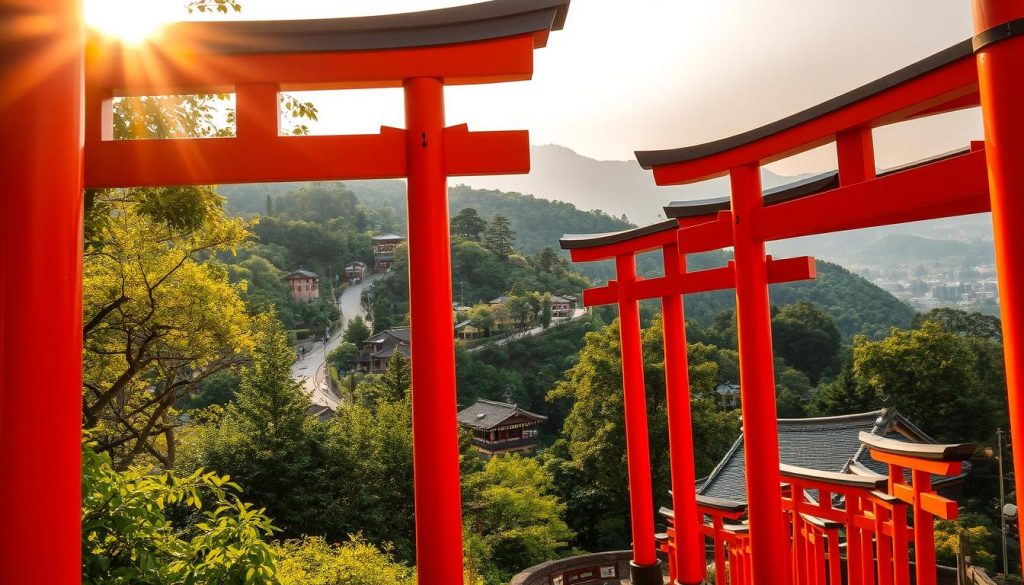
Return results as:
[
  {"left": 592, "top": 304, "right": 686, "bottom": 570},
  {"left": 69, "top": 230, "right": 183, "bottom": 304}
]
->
[
  {"left": 459, "top": 144, "right": 807, "bottom": 225},
  {"left": 459, "top": 144, "right": 995, "bottom": 265}
]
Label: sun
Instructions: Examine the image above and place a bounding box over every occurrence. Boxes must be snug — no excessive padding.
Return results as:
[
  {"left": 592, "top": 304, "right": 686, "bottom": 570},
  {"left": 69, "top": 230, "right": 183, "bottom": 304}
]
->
[{"left": 84, "top": 0, "right": 179, "bottom": 45}]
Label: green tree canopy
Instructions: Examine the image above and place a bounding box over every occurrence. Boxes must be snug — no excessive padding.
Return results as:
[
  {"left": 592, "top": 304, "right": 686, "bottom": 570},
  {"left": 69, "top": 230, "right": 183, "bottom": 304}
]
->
[
  {"left": 463, "top": 455, "right": 574, "bottom": 584},
  {"left": 912, "top": 307, "right": 1002, "bottom": 342},
  {"left": 851, "top": 322, "right": 996, "bottom": 441},
  {"left": 343, "top": 315, "right": 372, "bottom": 347},
  {"left": 275, "top": 536, "right": 415, "bottom": 585},
  {"left": 771, "top": 300, "right": 842, "bottom": 385},
  {"left": 83, "top": 186, "right": 251, "bottom": 468},
  {"left": 451, "top": 207, "right": 488, "bottom": 242},
  {"left": 483, "top": 214, "right": 515, "bottom": 258},
  {"left": 82, "top": 437, "right": 279, "bottom": 585},
  {"left": 327, "top": 341, "right": 359, "bottom": 373}
]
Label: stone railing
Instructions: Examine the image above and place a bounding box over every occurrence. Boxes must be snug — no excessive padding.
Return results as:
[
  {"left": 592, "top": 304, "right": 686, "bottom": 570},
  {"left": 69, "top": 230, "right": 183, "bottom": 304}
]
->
[{"left": 508, "top": 550, "right": 634, "bottom": 585}]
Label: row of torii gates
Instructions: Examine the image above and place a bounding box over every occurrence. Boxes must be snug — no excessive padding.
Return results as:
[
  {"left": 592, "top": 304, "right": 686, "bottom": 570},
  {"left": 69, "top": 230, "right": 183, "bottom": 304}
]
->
[{"left": 1, "top": 0, "right": 1023, "bottom": 584}]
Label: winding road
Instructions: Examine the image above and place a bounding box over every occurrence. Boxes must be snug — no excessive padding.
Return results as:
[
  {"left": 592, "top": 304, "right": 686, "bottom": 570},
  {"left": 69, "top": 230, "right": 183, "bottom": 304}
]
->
[{"left": 291, "top": 273, "right": 379, "bottom": 408}]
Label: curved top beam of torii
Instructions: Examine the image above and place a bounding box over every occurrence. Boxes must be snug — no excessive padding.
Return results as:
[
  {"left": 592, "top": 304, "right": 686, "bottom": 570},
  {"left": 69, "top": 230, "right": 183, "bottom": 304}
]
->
[
  {"left": 132, "top": 0, "right": 570, "bottom": 54},
  {"left": 634, "top": 39, "right": 978, "bottom": 185},
  {"left": 87, "top": 0, "right": 570, "bottom": 92}
]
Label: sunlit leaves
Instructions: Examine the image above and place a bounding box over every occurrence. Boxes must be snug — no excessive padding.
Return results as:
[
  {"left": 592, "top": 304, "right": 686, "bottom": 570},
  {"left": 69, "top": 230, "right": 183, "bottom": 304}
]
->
[{"left": 81, "top": 437, "right": 279, "bottom": 584}]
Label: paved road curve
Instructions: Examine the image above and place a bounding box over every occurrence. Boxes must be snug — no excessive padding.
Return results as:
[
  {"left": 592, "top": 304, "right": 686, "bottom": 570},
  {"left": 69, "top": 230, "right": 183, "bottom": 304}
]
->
[
  {"left": 467, "top": 307, "right": 587, "bottom": 353},
  {"left": 290, "top": 273, "right": 380, "bottom": 408}
]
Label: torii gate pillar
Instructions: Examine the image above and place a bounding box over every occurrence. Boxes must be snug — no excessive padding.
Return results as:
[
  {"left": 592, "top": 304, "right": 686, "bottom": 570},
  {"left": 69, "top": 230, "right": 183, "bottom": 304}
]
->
[
  {"left": 404, "top": 76, "right": 465, "bottom": 584},
  {"left": 973, "top": 0, "right": 1024, "bottom": 535},
  {"left": 0, "top": 0, "right": 84, "bottom": 582}
]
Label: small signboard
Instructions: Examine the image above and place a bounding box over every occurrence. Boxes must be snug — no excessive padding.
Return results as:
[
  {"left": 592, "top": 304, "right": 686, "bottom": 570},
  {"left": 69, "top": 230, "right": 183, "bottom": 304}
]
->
[{"left": 549, "top": 563, "right": 619, "bottom": 585}]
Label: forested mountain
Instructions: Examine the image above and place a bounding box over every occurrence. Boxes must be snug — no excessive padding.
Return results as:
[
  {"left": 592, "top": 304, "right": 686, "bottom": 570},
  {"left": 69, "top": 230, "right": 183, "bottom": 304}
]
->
[
  {"left": 221, "top": 179, "right": 634, "bottom": 256},
  {"left": 679, "top": 260, "right": 917, "bottom": 340},
  {"left": 220, "top": 180, "right": 915, "bottom": 341}
]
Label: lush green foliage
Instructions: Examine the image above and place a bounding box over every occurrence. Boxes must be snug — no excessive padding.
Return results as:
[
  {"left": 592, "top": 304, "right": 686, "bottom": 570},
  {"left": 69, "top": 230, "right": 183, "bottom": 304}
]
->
[
  {"left": 483, "top": 214, "right": 516, "bottom": 258},
  {"left": 912, "top": 307, "right": 1003, "bottom": 342},
  {"left": 770, "top": 300, "right": 842, "bottom": 385},
  {"left": 543, "top": 319, "right": 740, "bottom": 551},
  {"left": 810, "top": 320, "right": 1005, "bottom": 442},
  {"left": 83, "top": 187, "right": 252, "bottom": 468},
  {"left": 451, "top": 207, "right": 488, "bottom": 242},
  {"left": 274, "top": 537, "right": 416, "bottom": 585},
  {"left": 935, "top": 512, "right": 998, "bottom": 571},
  {"left": 463, "top": 456, "right": 574, "bottom": 584},
  {"left": 180, "top": 322, "right": 419, "bottom": 559},
  {"left": 327, "top": 342, "right": 359, "bottom": 373},
  {"left": 456, "top": 310, "right": 614, "bottom": 430},
  {"left": 343, "top": 316, "right": 372, "bottom": 347},
  {"left": 369, "top": 234, "right": 589, "bottom": 329},
  {"left": 82, "top": 438, "right": 279, "bottom": 585}
]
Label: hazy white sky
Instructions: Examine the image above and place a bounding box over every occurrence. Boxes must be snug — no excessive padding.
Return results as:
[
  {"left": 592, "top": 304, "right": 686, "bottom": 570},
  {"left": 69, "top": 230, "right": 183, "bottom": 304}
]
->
[{"left": 90, "top": 0, "right": 984, "bottom": 176}]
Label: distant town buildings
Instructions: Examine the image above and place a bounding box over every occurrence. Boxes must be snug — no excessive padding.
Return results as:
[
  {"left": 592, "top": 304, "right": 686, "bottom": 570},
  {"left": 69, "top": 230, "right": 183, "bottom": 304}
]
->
[
  {"left": 345, "top": 260, "right": 368, "bottom": 281},
  {"left": 356, "top": 327, "right": 410, "bottom": 373},
  {"left": 457, "top": 399, "right": 547, "bottom": 457},
  {"left": 284, "top": 269, "right": 320, "bottom": 303},
  {"left": 371, "top": 233, "right": 405, "bottom": 272},
  {"left": 856, "top": 261, "right": 1000, "bottom": 315}
]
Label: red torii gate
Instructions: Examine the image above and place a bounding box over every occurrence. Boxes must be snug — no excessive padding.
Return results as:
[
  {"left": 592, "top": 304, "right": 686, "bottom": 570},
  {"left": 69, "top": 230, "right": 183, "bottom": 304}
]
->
[
  {"left": 629, "top": 2, "right": 1024, "bottom": 582},
  {"left": 0, "top": 1, "right": 568, "bottom": 583},
  {"left": 560, "top": 215, "right": 815, "bottom": 585}
]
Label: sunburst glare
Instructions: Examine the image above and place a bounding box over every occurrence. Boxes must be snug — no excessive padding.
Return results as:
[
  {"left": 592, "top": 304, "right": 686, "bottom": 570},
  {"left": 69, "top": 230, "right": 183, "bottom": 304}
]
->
[{"left": 84, "top": 0, "right": 180, "bottom": 44}]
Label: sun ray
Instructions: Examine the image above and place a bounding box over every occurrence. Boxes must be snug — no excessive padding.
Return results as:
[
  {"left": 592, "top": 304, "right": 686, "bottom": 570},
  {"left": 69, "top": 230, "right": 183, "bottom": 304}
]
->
[{"left": 84, "top": 0, "right": 179, "bottom": 45}]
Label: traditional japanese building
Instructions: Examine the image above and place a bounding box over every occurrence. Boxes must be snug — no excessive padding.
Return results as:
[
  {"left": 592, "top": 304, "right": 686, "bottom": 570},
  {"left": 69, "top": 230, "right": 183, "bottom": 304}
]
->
[
  {"left": 454, "top": 320, "right": 488, "bottom": 340},
  {"left": 284, "top": 269, "right": 320, "bottom": 303},
  {"left": 356, "top": 327, "right": 411, "bottom": 373},
  {"left": 457, "top": 399, "right": 547, "bottom": 457},
  {"left": 550, "top": 294, "right": 577, "bottom": 318},
  {"left": 371, "top": 233, "right": 405, "bottom": 272},
  {"left": 698, "top": 408, "right": 970, "bottom": 503},
  {"left": 715, "top": 382, "right": 740, "bottom": 410},
  {"left": 344, "top": 261, "right": 367, "bottom": 281}
]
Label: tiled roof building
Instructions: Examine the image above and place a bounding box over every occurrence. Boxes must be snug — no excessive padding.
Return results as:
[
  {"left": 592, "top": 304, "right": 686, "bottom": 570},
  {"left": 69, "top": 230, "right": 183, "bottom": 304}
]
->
[
  {"left": 457, "top": 399, "right": 547, "bottom": 457},
  {"left": 698, "top": 408, "right": 970, "bottom": 503},
  {"left": 356, "top": 327, "right": 411, "bottom": 373}
]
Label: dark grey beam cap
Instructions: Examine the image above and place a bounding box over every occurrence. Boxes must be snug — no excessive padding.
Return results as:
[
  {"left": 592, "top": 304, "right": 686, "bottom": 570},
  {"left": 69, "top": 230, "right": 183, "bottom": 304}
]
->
[
  {"left": 559, "top": 219, "right": 677, "bottom": 250},
  {"left": 859, "top": 431, "right": 975, "bottom": 462},
  {"left": 145, "top": 0, "right": 571, "bottom": 54},
  {"left": 663, "top": 170, "right": 839, "bottom": 219},
  {"left": 780, "top": 463, "right": 889, "bottom": 491}
]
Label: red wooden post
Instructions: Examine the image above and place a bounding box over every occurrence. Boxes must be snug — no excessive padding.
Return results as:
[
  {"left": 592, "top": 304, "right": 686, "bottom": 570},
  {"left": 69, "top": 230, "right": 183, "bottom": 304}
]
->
[
  {"left": 614, "top": 254, "right": 663, "bottom": 584},
  {"left": 403, "top": 76, "right": 464, "bottom": 585},
  {"left": 729, "top": 163, "right": 790, "bottom": 585},
  {"left": 910, "top": 470, "right": 937, "bottom": 585},
  {"left": 973, "top": 0, "right": 1024, "bottom": 530},
  {"left": 0, "top": 0, "right": 84, "bottom": 581},
  {"left": 875, "top": 504, "right": 894, "bottom": 585},
  {"left": 661, "top": 243, "right": 704, "bottom": 585},
  {"left": 712, "top": 515, "right": 727, "bottom": 585}
]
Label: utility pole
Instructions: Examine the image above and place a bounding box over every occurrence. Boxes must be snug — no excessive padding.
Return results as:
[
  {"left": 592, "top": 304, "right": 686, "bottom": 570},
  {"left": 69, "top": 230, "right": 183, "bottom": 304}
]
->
[{"left": 999, "top": 427, "right": 1009, "bottom": 577}]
